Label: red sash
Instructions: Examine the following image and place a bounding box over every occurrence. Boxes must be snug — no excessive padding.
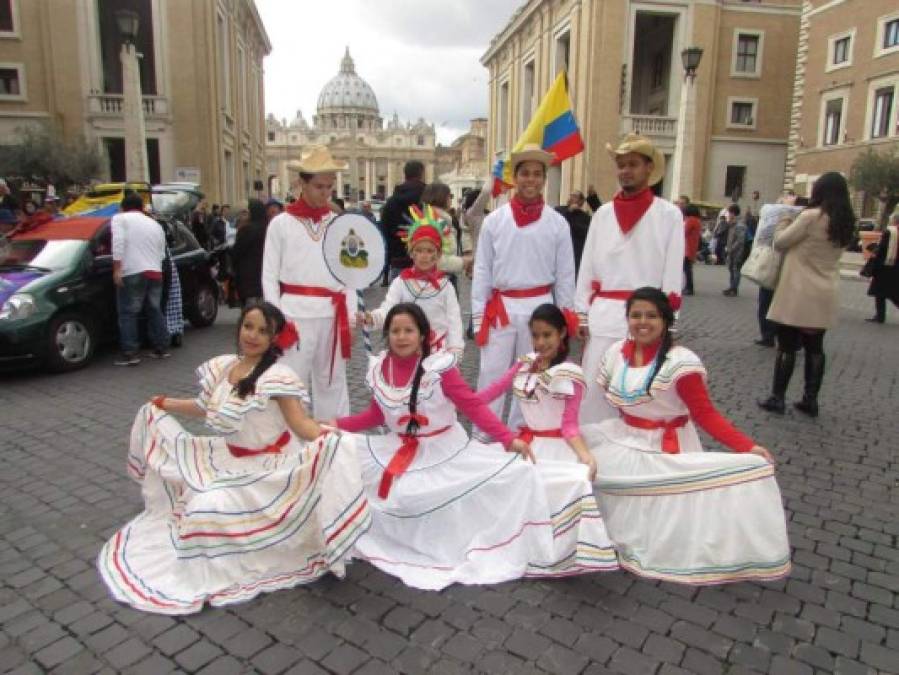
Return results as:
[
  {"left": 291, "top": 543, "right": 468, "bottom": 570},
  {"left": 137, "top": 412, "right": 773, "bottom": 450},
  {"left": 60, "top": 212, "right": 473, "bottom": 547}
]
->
[
  {"left": 589, "top": 281, "right": 632, "bottom": 304},
  {"left": 279, "top": 283, "right": 351, "bottom": 382},
  {"left": 227, "top": 431, "right": 291, "bottom": 458},
  {"left": 378, "top": 424, "right": 452, "bottom": 499},
  {"left": 476, "top": 284, "right": 553, "bottom": 346},
  {"left": 619, "top": 412, "right": 688, "bottom": 454},
  {"left": 517, "top": 427, "right": 563, "bottom": 444}
]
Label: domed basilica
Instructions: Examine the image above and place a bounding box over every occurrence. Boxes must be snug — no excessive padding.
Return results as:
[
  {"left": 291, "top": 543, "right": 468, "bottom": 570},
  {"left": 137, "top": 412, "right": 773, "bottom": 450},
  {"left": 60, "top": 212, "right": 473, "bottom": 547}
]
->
[{"left": 265, "top": 48, "right": 486, "bottom": 204}]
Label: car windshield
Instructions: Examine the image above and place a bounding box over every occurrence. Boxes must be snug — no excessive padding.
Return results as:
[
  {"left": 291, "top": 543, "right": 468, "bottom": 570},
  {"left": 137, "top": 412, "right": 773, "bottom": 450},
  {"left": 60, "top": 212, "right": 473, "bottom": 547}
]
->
[
  {"left": 152, "top": 190, "right": 201, "bottom": 219},
  {"left": 0, "top": 239, "right": 85, "bottom": 271}
]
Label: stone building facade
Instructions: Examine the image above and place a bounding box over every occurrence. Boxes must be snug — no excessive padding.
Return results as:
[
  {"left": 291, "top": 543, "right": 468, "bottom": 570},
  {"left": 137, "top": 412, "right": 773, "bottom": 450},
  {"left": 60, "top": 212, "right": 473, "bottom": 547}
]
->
[
  {"left": 481, "top": 0, "right": 802, "bottom": 206},
  {"left": 784, "top": 0, "right": 899, "bottom": 215},
  {"left": 0, "top": 0, "right": 271, "bottom": 205}
]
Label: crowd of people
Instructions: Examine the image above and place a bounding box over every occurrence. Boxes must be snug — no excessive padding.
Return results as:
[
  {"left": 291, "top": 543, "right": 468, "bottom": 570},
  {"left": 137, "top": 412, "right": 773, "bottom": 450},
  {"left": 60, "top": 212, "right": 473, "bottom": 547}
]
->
[{"left": 97, "top": 133, "right": 809, "bottom": 616}]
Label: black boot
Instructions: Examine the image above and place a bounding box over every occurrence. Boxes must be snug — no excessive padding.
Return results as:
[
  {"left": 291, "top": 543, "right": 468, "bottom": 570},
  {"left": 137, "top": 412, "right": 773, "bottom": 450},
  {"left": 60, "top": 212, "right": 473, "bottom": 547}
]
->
[
  {"left": 794, "top": 353, "right": 824, "bottom": 418},
  {"left": 758, "top": 350, "right": 795, "bottom": 414}
]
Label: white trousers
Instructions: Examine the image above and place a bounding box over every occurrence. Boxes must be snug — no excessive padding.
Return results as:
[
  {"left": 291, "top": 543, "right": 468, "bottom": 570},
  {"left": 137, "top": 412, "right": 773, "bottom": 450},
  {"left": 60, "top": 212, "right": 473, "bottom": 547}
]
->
[
  {"left": 476, "top": 314, "right": 533, "bottom": 434},
  {"left": 280, "top": 316, "right": 349, "bottom": 420},
  {"left": 579, "top": 335, "right": 619, "bottom": 424}
]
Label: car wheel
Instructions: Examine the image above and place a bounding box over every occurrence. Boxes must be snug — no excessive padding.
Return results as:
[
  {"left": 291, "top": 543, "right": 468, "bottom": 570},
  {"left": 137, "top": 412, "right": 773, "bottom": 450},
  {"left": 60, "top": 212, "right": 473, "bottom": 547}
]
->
[
  {"left": 45, "top": 311, "right": 96, "bottom": 372},
  {"left": 188, "top": 282, "right": 218, "bottom": 328}
]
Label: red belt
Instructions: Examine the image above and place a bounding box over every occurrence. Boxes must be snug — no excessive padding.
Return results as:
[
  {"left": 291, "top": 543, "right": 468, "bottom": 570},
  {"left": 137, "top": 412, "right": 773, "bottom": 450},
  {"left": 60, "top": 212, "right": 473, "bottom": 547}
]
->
[
  {"left": 517, "top": 426, "right": 563, "bottom": 444},
  {"left": 476, "top": 284, "right": 553, "bottom": 346},
  {"left": 279, "top": 283, "right": 351, "bottom": 382},
  {"left": 620, "top": 412, "right": 688, "bottom": 454},
  {"left": 378, "top": 424, "right": 452, "bottom": 499},
  {"left": 590, "top": 281, "right": 632, "bottom": 304},
  {"left": 227, "top": 431, "right": 291, "bottom": 458}
]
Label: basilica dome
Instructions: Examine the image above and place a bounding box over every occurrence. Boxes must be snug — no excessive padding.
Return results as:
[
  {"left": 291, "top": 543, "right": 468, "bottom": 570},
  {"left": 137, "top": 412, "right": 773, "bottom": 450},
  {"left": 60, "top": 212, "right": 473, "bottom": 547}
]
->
[{"left": 317, "top": 48, "right": 379, "bottom": 116}]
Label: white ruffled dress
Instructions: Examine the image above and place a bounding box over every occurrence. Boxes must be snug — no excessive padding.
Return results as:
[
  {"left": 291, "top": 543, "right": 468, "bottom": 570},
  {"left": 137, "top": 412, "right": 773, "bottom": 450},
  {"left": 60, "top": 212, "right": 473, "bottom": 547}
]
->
[
  {"left": 583, "top": 343, "right": 792, "bottom": 585},
  {"left": 98, "top": 355, "right": 371, "bottom": 614}
]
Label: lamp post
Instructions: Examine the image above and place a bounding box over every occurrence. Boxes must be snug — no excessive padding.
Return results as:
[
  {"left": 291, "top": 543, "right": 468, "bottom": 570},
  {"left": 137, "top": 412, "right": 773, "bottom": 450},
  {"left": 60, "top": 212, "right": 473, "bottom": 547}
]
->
[
  {"left": 116, "top": 9, "right": 149, "bottom": 183},
  {"left": 670, "top": 47, "right": 703, "bottom": 201}
]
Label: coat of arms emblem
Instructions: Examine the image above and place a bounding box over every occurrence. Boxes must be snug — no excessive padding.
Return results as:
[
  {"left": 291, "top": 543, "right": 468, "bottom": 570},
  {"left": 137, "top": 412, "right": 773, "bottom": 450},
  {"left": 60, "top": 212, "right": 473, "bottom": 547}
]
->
[{"left": 339, "top": 228, "right": 369, "bottom": 269}]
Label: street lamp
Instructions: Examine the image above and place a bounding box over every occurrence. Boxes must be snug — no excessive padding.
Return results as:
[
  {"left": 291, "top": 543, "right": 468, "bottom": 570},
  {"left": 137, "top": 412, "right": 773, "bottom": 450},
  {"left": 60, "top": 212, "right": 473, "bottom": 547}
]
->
[
  {"left": 116, "top": 9, "right": 149, "bottom": 183},
  {"left": 671, "top": 46, "right": 704, "bottom": 200}
]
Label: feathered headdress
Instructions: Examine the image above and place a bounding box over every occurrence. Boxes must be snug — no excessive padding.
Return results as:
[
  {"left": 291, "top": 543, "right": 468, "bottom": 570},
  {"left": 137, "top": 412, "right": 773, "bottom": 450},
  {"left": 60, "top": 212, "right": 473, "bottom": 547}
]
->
[{"left": 399, "top": 204, "right": 451, "bottom": 251}]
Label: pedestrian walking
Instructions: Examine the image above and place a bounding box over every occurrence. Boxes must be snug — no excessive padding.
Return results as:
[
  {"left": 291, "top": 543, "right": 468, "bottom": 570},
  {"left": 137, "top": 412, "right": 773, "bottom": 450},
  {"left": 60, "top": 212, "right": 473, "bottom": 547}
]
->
[
  {"left": 232, "top": 199, "right": 267, "bottom": 307},
  {"left": 683, "top": 203, "right": 701, "bottom": 295},
  {"left": 758, "top": 172, "right": 856, "bottom": 417},
  {"left": 864, "top": 208, "right": 899, "bottom": 323},
  {"left": 556, "top": 190, "right": 592, "bottom": 274},
  {"left": 722, "top": 204, "right": 746, "bottom": 296}
]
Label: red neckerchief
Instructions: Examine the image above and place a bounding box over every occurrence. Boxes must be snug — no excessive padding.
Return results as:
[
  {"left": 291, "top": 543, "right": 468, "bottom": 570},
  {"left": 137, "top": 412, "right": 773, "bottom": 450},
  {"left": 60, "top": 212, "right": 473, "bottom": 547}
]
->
[
  {"left": 621, "top": 338, "right": 662, "bottom": 365},
  {"left": 510, "top": 195, "right": 545, "bottom": 227},
  {"left": 400, "top": 267, "right": 445, "bottom": 290},
  {"left": 612, "top": 188, "right": 654, "bottom": 234},
  {"left": 285, "top": 197, "right": 331, "bottom": 223}
]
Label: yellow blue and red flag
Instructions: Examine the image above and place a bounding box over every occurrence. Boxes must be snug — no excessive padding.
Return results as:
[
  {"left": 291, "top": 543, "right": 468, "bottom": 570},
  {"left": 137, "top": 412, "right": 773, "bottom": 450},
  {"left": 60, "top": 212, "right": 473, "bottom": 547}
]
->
[{"left": 492, "top": 72, "right": 584, "bottom": 196}]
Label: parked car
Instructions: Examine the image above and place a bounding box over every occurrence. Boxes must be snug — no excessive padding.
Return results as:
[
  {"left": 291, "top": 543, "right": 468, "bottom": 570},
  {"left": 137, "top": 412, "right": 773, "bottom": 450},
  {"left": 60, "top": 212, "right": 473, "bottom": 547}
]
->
[{"left": 0, "top": 214, "right": 218, "bottom": 372}]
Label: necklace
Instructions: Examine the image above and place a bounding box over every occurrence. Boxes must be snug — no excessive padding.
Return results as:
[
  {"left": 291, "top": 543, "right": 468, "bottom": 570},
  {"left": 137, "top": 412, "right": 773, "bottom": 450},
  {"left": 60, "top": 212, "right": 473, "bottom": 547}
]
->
[{"left": 616, "top": 352, "right": 659, "bottom": 403}]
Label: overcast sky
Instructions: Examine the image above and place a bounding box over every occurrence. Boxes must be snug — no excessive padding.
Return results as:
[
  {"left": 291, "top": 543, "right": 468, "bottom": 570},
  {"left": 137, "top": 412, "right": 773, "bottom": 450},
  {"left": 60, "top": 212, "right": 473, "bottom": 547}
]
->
[{"left": 256, "top": 0, "right": 523, "bottom": 145}]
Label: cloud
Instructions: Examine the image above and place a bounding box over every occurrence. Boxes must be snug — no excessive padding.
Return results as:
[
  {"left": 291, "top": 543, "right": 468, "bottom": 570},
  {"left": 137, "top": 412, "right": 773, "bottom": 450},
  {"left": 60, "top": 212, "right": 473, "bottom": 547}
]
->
[{"left": 255, "top": 0, "right": 521, "bottom": 144}]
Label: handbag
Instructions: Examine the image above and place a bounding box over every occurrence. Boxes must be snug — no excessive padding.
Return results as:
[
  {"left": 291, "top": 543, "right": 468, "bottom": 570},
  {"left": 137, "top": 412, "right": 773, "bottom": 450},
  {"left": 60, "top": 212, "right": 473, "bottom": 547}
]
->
[{"left": 741, "top": 243, "right": 781, "bottom": 289}]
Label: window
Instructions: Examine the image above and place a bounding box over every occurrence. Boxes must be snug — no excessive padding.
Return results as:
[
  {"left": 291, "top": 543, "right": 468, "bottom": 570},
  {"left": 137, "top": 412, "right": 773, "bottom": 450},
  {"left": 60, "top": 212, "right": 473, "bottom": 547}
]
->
[
  {"left": 521, "top": 60, "right": 535, "bottom": 129},
  {"left": 823, "top": 98, "right": 843, "bottom": 146},
  {"left": 98, "top": 0, "right": 157, "bottom": 95},
  {"left": 554, "top": 29, "right": 570, "bottom": 77},
  {"left": 732, "top": 31, "right": 763, "bottom": 77},
  {"left": 652, "top": 52, "right": 665, "bottom": 89},
  {"left": 833, "top": 37, "right": 850, "bottom": 64},
  {"left": 729, "top": 99, "right": 756, "bottom": 127},
  {"left": 884, "top": 19, "right": 899, "bottom": 50},
  {"left": 0, "top": 0, "right": 16, "bottom": 34},
  {"left": 498, "top": 79, "right": 510, "bottom": 151},
  {"left": 0, "top": 65, "right": 21, "bottom": 97},
  {"left": 417, "top": 135, "right": 424, "bottom": 146},
  {"left": 217, "top": 14, "right": 230, "bottom": 112},
  {"left": 267, "top": 131, "right": 275, "bottom": 142},
  {"left": 871, "top": 87, "right": 894, "bottom": 138},
  {"left": 876, "top": 13, "right": 899, "bottom": 57},
  {"left": 724, "top": 166, "right": 746, "bottom": 200}
]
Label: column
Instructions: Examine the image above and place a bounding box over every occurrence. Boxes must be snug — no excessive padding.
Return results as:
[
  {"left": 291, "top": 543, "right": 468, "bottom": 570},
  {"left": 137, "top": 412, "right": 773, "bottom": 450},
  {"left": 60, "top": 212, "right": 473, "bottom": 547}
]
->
[
  {"left": 121, "top": 42, "right": 149, "bottom": 182},
  {"left": 670, "top": 74, "right": 696, "bottom": 200},
  {"left": 386, "top": 159, "right": 395, "bottom": 195}
]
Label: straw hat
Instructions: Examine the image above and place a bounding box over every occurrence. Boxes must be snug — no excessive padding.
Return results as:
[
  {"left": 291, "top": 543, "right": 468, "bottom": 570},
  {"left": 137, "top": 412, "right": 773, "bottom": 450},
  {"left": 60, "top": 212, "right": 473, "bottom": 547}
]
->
[
  {"left": 510, "top": 143, "right": 557, "bottom": 170},
  {"left": 606, "top": 133, "right": 665, "bottom": 186},
  {"left": 288, "top": 145, "right": 348, "bottom": 174}
]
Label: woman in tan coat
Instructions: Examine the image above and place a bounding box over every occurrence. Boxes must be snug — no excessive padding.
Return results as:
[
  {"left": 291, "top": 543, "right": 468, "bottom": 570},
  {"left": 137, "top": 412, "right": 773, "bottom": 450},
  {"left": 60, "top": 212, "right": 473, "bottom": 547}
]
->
[{"left": 758, "top": 173, "right": 856, "bottom": 417}]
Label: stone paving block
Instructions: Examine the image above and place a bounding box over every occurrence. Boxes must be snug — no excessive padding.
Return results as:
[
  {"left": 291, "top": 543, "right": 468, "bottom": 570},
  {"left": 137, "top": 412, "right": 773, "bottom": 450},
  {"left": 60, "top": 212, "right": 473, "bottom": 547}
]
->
[
  {"left": 48, "top": 649, "right": 105, "bottom": 675},
  {"left": 814, "top": 626, "right": 860, "bottom": 658},
  {"left": 194, "top": 612, "right": 249, "bottom": 644},
  {"left": 536, "top": 643, "right": 590, "bottom": 675},
  {"left": 754, "top": 630, "right": 794, "bottom": 656},
  {"left": 841, "top": 615, "right": 887, "bottom": 643},
  {"left": 474, "top": 649, "right": 526, "bottom": 675},
  {"left": 794, "top": 642, "right": 835, "bottom": 670},
  {"left": 669, "top": 620, "right": 732, "bottom": 659},
  {"left": 712, "top": 614, "right": 757, "bottom": 642},
  {"left": 503, "top": 628, "right": 552, "bottom": 661},
  {"left": 320, "top": 642, "right": 370, "bottom": 675},
  {"left": 53, "top": 600, "right": 97, "bottom": 626},
  {"left": 392, "top": 645, "right": 438, "bottom": 674},
  {"left": 19, "top": 620, "right": 68, "bottom": 652},
  {"left": 195, "top": 655, "right": 245, "bottom": 675},
  {"left": 34, "top": 636, "right": 84, "bottom": 670},
  {"left": 383, "top": 606, "right": 426, "bottom": 636},
  {"left": 537, "top": 616, "right": 580, "bottom": 648},
  {"left": 0, "top": 598, "right": 32, "bottom": 623},
  {"left": 152, "top": 623, "right": 201, "bottom": 656},
  {"left": 173, "top": 638, "right": 223, "bottom": 671},
  {"left": 729, "top": 643, "right": 771, "bottom": 671},
  {"left": 659, "top": 598, "right": 717, "bottom": 628},
  {"left": 768, "top": 654, "right": 814, "bottom": 675},
  {"left": 104, "top": 637, "right": 153, "bottom": 669},
  {"left": 852, "top": 580, "right": 894, "bottom": 606},
  {"left": 799, "top": 603, "right": 842, "bottom": 629},
  {"left": 870, "top": 603, "right": 899, "bottom": 629},
  {"left": 833, "top": 655, "right": 877, "bottom": 675},
  {"left": 503, "top": 603, "right": 551, "bottom": 631},
  {"left": 643, "top": 633, "right": 685, "bottom": 665},
  {"left": 283, "top": 660, "right": 330, "bottom": 675},
  {"left": 84, "top": 622, "right": 130, "bottom": 653},
  {"left": 608, "top": 645, "right": 662, "bottom": 675},
  {"left": 859, "top": 641, "right": 899, "bottom": 671},
  {"left": 351, "top": 593, "right": 397, "bottom": 621},
  {"left": 734, "top": 601, "right": 774, "bottom": 625},
  {"left": 602, "top": 618, "right": 649, "bottom": 650},
  {"left": 771, "top": 613, "right": 816, "bottom": 641},
  {"left": 3, "top": 610, "right": 46, "bottom": 638},
  {"left": 292, "top": 625, "right": 340, "bottom": 661},
  {"left": 441, "top": 603, "right": 480, "bottom": 631},
  {"left": 251, "top": 643, "right": 304, "bottom": 675},
  {"left": 363, "top": 629, "right": 408, "bottom": 662},
  {"left": 121, "top": 652, "right": 178, "bottom": 675},
  {"left": 440, "top": 633, "right": 484, "bottom": 664},
  {"left": 826, "top": 590, "right": 868, "bottom": 618},
  {"left": 572, "top": 631, "right": 617, "bottom": 664}
]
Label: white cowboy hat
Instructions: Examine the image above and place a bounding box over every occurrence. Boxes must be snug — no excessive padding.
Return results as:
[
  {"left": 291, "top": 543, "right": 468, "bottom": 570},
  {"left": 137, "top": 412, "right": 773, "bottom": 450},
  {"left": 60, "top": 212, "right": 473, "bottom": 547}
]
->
[
  {"left": 288, "top": 145, "right": 348, "bottom": 174},
  {"left": 606, "top": 133, "right": 665, "bottom": 186}
]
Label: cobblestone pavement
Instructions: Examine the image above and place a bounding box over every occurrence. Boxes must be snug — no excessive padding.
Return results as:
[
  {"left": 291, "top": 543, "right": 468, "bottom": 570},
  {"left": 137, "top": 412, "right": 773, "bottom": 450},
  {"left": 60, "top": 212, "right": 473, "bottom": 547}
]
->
[{"left": 1, "top": 265, "right": 897, "bottom": 675}]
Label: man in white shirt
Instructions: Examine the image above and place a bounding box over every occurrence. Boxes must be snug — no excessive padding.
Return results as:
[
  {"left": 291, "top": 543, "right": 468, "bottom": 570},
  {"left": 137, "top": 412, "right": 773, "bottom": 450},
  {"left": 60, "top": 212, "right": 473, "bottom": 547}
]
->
[
  {"left": 262, "top": 146, "right": 353, "bottom": 419},
  {"left": 472, "top": 144, "right": 576, "bottom": 431},
  {"left": 112, "top": 191, "right": 169, "bottom": 365},
  {"left": 575, "top": 134, "right": 684, "bottom": 422}
]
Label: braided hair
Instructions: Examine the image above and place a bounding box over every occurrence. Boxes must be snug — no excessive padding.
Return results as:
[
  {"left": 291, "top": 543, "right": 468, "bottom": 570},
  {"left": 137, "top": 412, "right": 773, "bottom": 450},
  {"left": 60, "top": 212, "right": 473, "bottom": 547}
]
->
[
  {"left": 528, "top": 303, "right": 570, "bottom": 367},
  {"left": 383, "top": 303, "right": 431, "bottom": 436},
  {"left": 625, "top": 287, "right": 676, "bottom": 391},
  {"left": 234, "top": 301, "right": 287, "bottom": 399}
]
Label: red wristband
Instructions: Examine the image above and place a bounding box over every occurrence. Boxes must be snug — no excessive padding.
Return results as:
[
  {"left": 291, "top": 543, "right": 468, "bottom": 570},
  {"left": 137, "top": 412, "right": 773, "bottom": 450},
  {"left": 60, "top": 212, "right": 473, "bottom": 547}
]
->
[{"left": 151, "top": 395, "right": 166, "bottom": 410}]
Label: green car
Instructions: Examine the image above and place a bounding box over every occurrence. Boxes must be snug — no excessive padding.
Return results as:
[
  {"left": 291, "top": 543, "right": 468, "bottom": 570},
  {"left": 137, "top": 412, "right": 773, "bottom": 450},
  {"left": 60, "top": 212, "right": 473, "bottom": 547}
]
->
[{"left": 0, "top": 215, "right": 219, "bottom": 372}]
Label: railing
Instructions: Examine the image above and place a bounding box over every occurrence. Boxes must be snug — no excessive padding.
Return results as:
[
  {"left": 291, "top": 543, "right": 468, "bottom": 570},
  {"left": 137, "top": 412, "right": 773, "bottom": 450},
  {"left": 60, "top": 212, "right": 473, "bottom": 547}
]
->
[
  {"left": 620, "top": 114, "right": 677, "bottom": 137},
  {"left": 87, "top": 94, "right": 169, "bottom": 117}
]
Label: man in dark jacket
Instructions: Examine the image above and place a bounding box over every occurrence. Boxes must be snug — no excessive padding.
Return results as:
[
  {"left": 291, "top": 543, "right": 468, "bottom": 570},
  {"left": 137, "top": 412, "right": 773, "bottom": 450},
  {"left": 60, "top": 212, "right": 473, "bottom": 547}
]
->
[
  {"left": 556, "top": 190, "right": 591, "bottom": 274},
  {"left": 380, "top": 160, "right": 425, "bottom": 281},
  {"left": 231, "top": 199, "right": 267, "bottom": 306}
]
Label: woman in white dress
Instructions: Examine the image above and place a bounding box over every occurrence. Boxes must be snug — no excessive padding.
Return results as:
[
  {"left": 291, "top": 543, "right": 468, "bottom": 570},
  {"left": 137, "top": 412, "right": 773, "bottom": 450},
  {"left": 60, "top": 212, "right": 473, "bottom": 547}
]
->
[
  {"left": 333, "top": 302, "right": 585, "bottom": 590},
  {"left": 98, "top": 302, "right": 370, "bottom": 614},
  {"left": 478, "top": 303, "right": 619, "bottom": 576},
  {"left": 584, "top": 287, "right": 791, "bottom": 584}
]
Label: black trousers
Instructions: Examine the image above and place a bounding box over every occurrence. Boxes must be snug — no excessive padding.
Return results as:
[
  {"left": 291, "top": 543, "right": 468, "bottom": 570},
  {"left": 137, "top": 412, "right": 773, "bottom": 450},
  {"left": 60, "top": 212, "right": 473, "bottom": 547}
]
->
[
  {"left": 758, "top": 287, "right": 776, "bottom": 341},
  {"left": 683, "top": 258, "right": 694, "bottom": 293},
  {"left": 776, "top": 325, "right": 825, "bottom": 354}
]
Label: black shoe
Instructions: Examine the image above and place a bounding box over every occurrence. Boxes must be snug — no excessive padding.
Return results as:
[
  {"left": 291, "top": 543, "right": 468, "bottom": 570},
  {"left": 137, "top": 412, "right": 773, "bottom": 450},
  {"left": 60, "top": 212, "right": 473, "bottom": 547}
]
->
[
  {"left": 865, "top": 316, "right": 885, "bottom": 323},
  {"left": 758, "top": 396, "right": 785, "bottom": 414},
  {"left": 794, "top": 398, "right": 819, "bottom": 417},
  {"left": 171, "top": 334, "right": 183, "bottom": 348},
  {"left": 754, "top": 339, "right": 775, "bottom": 347},
  {"left": 794, "top": 353, "right": 824, "bottom": 419},
  {"left": 114, "top": 352, "right": 141, "bottom": 366},
  {"left": 148, "top": 349, "right": 172, "bottom": 359},
  {"left": 722, "top": 289, "right": 737, "bottom": 297}
]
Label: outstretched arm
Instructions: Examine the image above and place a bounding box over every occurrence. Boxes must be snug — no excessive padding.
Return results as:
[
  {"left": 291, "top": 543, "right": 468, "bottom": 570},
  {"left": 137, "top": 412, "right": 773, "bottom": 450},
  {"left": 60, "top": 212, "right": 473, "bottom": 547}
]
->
[
  {"left": 476, "top": 362, "right": 520, "bottom": 404},
  {"left": 277, "top": 396, "right": 322, "bottom": 441},
  {"left": 335, "top": 397, "right": 385, "bottom": 432},
  {"left": 151, "top": 396, "right": 204, "bottom": 418}
]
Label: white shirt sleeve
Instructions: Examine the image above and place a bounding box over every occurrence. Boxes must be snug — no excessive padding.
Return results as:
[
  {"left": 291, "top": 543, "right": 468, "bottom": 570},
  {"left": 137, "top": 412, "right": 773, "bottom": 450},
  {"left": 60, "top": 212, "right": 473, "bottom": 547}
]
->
[
  {"left": 444, "top": 285, "right": 465, "bottom": 355},
  {"left": 662, "top": 207, "right": 686, "bottom": 297},
  {"left": 261, "top": 219, "right": 282, "bottom": 308},
  {"left": 575, "top": 211, "right": 600, "bottom": 318},
  {"left": 111, "top": 215, "right": 125, "bottom": 262},
  {"left": 471, "top": 215, "right": 495, "bottom": 323}
]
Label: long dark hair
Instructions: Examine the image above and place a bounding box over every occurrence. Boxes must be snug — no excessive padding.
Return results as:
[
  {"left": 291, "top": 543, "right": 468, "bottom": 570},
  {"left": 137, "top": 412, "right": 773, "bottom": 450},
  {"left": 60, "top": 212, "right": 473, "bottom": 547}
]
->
[
  {"left": 383, "top": 303, "right": 431, "bottom": 436},
  {"left": 625, "top": 287, "right": 676, "bottom": 391},
  {"left": 808, "top": 172, "right": 856, "bottom": 247},
  {"left": 529, "top": 303, "right": 570, "bottom": 367},
  {"left": 234, "top": 301, "right": 286, "bottom": 399}
]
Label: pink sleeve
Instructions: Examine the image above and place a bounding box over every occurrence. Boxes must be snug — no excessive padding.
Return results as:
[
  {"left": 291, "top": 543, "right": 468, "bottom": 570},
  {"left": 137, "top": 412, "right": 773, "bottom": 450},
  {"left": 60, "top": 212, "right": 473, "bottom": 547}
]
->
[
  {"left": 476, "top": 362, "right": 520, "bottom": 404},
  {"left": 560, "top": 383, "right": 585, "bottom": 439},
  {"left": 441, "top": 368, "right": 515, "bottom": 447},
  {"left": 336, "top": 397, "right": 385, "bottom": 432}
]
